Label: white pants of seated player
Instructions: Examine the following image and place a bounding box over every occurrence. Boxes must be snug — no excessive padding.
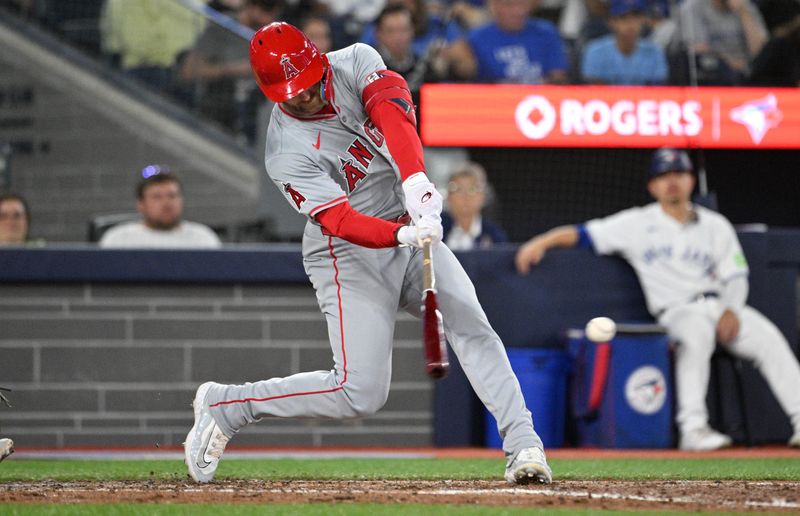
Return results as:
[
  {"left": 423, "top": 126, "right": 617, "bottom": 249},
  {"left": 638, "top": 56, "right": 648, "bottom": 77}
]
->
[
  {"left": 207, "top": 235, "right": 542, "bottom": 456},
  {"left": 659, "top": 299, "right": 800, "bottom": 435}
]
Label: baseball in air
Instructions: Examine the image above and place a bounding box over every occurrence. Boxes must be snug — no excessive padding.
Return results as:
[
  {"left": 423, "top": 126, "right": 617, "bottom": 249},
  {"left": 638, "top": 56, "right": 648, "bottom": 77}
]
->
[{"left": 585, "top": 317, "right": 617, "bottom": 342}]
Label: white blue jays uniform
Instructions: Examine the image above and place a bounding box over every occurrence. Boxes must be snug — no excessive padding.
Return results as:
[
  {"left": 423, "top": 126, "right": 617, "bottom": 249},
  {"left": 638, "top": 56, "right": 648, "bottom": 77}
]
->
[
  {"left": 203, "top": 43, "right": 545, "bottom": 456},
  {"left": 585, "top": 203, "right": 800, "bottom": 436}
]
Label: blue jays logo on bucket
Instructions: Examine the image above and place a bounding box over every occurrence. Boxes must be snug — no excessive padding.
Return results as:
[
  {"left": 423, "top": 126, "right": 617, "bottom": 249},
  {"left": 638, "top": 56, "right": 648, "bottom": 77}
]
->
[{"left": 625, "top": 366, "right": 666, "bottom": 415}]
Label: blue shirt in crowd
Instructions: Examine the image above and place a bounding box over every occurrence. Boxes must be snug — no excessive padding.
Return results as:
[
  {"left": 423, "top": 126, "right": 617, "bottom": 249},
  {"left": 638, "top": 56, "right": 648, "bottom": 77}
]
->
[
  {"left": 361, "top": 17, "right": 464, "bottom": 57},
  {"left": 467, "top": 19, "right": 567, "bottom": 84},
  {"left": 581, "top": 35, "right": 668, "bottom": 85}
]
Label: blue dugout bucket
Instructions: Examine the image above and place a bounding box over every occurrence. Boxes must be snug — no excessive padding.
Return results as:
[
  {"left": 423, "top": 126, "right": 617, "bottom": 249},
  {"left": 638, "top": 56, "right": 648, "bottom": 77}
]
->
[{"left": 485, "top": 347, "right": 570, "bottom": 449}]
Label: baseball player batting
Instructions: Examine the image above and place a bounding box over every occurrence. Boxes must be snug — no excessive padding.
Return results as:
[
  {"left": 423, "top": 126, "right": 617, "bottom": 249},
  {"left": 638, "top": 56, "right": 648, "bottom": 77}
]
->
[{"left": 184, "top": 22, "right": 552, "bottom": 485}]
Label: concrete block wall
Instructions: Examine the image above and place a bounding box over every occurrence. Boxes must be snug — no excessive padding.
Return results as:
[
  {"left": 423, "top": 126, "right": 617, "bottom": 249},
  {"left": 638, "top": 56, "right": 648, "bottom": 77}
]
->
[{"left": 0, "top": 283, "right": 432, "bottom": 448}]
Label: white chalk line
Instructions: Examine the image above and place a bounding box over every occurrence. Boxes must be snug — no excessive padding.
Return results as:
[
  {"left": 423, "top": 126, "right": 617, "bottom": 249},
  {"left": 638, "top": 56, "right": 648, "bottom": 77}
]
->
[{"left": 418, "top": 487, "right": 800, "bottom": 509}]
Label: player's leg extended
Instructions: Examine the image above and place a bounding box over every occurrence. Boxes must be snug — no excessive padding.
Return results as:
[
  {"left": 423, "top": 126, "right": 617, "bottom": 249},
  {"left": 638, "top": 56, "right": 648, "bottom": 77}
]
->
[
  {"left": 659, "top": 304, "right": 718, "bottom": 437},
  {"left": 726, "top": 306, "right": 800, "bottom": 433},
  {"left": 206, "top": 237, "right": 406, "bottom": 437},
  {"left": 400, "top": 244, "right": 541, "bottom": 456}
]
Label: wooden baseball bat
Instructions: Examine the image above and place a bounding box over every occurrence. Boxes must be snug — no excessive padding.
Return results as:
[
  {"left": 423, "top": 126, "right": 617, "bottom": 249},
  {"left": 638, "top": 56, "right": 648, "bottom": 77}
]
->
[{"left": 422, "top": 238, "right": 449, "bottom": 379}]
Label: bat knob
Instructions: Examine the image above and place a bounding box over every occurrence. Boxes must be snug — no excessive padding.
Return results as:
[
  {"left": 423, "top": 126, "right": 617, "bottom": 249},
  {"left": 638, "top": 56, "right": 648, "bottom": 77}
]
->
[{"left": 426, "top": 362, "right": 449, "bottom": 379}]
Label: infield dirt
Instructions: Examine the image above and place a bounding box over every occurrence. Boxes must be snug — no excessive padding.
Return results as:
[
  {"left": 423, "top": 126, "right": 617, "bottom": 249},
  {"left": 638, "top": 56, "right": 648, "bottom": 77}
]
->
[{"left": 2, "top": 479, "right": 799, "bottom": 512}]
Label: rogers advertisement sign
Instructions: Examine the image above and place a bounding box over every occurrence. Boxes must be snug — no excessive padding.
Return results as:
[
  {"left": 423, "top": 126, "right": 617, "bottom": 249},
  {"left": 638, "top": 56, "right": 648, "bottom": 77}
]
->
[{"left": 420, "top": 85, "right": 799, "bottom": 148}]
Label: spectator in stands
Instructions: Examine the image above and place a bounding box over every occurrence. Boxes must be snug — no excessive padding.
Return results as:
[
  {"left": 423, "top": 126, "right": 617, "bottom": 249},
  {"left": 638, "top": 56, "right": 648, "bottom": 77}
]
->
[
  {"left": 361, "top": 0, "right": 475, "bottom": 57},
  {"left": 0, "top": 193, "right": 31, "bottom": 245},
  {"left": 581, "top": 0, "right": 668, "bottom": 84},
  {"left": 372, "top": 4, "right": 445, "bottom": 101},
  {"left": 180, "top": 0, "right": 282, "bottom": 138},
  {"left": 645, "top": 0, "right": 678, "bottom": 52},
  {"left": 442, "top": 162, "right": 508, "bottom": 251},
  {"left": 299, "top": 15, "right": 333, "bottom": 53},
  {"left": 99, "top": 170, "right": 221, "bottom": 249},
  {"left": 748, "top": 0, "right": 800, "bottom": 86},
  {"left": 319, "top": 0, "right": 388, "bottom": 49},
  {"left": 515, "top": 148, "right": 800, "bottom": 451},
  {"left": 100, "top": 0, "right": 206, "bottom": 92},
  {"left": 447, "top": 0, "right": 568, "bottom": 84},
  {"left": 677, "top": 0, "right": 768, "bottom": 84}
]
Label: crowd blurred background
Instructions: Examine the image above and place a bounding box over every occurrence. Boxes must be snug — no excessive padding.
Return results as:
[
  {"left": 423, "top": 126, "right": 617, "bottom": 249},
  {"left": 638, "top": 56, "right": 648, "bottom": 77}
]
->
[
  {"left": 4, "top": 0, "right": 798, "bottom": 150},
  {"left": 0, "top": 0, "right": 798, "bottom": 245}
]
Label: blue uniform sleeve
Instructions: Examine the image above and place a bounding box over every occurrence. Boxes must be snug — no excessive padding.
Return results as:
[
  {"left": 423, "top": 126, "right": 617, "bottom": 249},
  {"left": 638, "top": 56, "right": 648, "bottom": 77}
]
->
[{"left": 576, "top": 224, "right": 595, "bottom": 250}]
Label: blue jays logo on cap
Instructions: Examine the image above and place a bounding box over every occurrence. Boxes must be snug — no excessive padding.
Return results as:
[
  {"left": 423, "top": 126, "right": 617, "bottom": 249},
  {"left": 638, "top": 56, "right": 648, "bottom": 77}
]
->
[{"left": 649, "top": 147, "right": 693, "bottom": 178}]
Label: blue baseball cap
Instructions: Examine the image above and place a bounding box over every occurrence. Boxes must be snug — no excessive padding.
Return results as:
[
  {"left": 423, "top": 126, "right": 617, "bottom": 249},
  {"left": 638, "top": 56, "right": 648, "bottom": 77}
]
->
[
  {"left": 610, "top": 0, "right": 647, "bottom": 16},
  {"left": 649, "top": 148, "right": 693, "bottom": 179}
]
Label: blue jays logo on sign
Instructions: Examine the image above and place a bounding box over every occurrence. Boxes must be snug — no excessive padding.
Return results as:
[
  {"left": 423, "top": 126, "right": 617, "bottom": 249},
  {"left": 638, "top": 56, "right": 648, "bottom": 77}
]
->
[
  {"left": 625, "top": 366, "right": 666, "bottom": 415},
  {"left": 730, "top": 94, "right": 783, "bottom": 145}
]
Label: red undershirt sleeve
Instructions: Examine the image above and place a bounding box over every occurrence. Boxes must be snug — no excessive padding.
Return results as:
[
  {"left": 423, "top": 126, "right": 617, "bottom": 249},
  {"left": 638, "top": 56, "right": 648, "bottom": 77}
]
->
[
  {"left": 361, "top": 71, "right": 424, "bottom": 182},
  {"left": 316, "top": 201, "right": 402, "bottom": 248},
  {"left": 370, "top": 101, "right": 425, "bottom": 182}
]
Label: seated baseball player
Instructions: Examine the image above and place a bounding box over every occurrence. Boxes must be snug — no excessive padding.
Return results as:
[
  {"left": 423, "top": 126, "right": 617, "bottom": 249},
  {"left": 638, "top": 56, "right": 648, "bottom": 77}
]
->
[
  {"left": 515, "top": 148, "right": 800, "bottom": 451},
  {"left": 183, "top": 22, "right": 553, "bottom": 485}
]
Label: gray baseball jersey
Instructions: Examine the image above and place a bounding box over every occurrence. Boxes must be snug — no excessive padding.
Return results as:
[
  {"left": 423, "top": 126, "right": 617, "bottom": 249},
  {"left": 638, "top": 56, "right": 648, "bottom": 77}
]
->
[
  {"left": 204, "top": 43, "right": 545, "bottom": 456},
  {"left": 265, "top": 43, "right": 404, "bottom": 223}
]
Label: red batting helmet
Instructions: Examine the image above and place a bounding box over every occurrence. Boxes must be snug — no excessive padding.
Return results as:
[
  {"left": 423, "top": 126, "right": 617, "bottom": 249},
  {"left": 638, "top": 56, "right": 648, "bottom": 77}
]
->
[{"left": 250, "top": 22, "right": 324, "bottom": 103}]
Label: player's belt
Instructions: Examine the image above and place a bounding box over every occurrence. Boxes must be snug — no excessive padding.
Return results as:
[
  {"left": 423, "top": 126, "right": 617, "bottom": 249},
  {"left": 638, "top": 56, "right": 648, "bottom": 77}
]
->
[
  {"left": 656, "top": 291, "right": 719, "bottom": 318},
  {"left": 692, "top": 291, "right": 719, "bottom": 301},
  {"left": 320, "top": 212, "right": 410, "bottom": 237}
]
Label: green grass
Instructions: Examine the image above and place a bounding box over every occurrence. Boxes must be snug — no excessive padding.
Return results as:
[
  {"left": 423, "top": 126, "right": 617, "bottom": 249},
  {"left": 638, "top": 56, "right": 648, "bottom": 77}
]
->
[{"left": 1, "top": 457, "right": 799, "bottom": 482}]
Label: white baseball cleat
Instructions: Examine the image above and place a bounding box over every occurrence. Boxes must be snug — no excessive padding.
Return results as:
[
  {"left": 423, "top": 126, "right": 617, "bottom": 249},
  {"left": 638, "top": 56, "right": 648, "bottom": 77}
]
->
[
  {"left": 183, "top": 382, "right": 230, "bottom": 483},
  {"left": 0, "top": 438, "right": 14, "bottom": 462},
  {"left": 504, "top": 447, "right": 553, "bottom": 485},
  {"left": 789, "top": 431, "right": 800, "bottom": 448},
  {"left": 679, "top": 427, "right": 733, "bottom": 451}
]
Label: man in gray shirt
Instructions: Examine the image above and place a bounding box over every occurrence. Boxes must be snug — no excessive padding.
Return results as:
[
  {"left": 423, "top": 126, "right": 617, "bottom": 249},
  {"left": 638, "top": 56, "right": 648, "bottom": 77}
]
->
[
  {"left": 100, "top": 171, "right": 221, "bottom": 249},
  {"left": 679, "top": 0, "right": 768, "bottom": 79}
]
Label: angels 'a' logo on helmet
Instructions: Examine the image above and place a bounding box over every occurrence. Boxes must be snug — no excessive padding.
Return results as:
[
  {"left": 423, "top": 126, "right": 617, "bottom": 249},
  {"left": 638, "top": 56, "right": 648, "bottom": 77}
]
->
[{"left": 280, "top": 55, "right": 300, "bottom": 80}]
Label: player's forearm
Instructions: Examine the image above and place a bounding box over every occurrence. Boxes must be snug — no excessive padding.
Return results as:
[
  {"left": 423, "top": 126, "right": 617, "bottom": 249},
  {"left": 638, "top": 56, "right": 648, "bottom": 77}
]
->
[
  {"left": 536, "top": 225, "right": 580, "bottom": 250},
  {"left": 316, "top": 201, "right": 403, "bottom": 249},
  {"left": 736, "top": 6, "right": 768, "bottom": 57},
  {"left": 720, "top": 275, "right": 749, "bottom": 317},
  {"left": 370, "top": 102, "right": 425, "bottom": 181}
]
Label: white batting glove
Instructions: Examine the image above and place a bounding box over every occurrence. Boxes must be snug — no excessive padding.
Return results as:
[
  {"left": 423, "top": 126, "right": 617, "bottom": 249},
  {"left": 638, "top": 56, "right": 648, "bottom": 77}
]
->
[
  {"left": 402, "top": 172, "right": 443, "bottom": 221},
  {"left": 396, "top": 216, "right": 443, "bottom": 248},
  {"left": 414, "top": 214, "right": 443, "bottom": 247},
  {"left": 396, "top": 225, "right": 419, "bottom": 247}
]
